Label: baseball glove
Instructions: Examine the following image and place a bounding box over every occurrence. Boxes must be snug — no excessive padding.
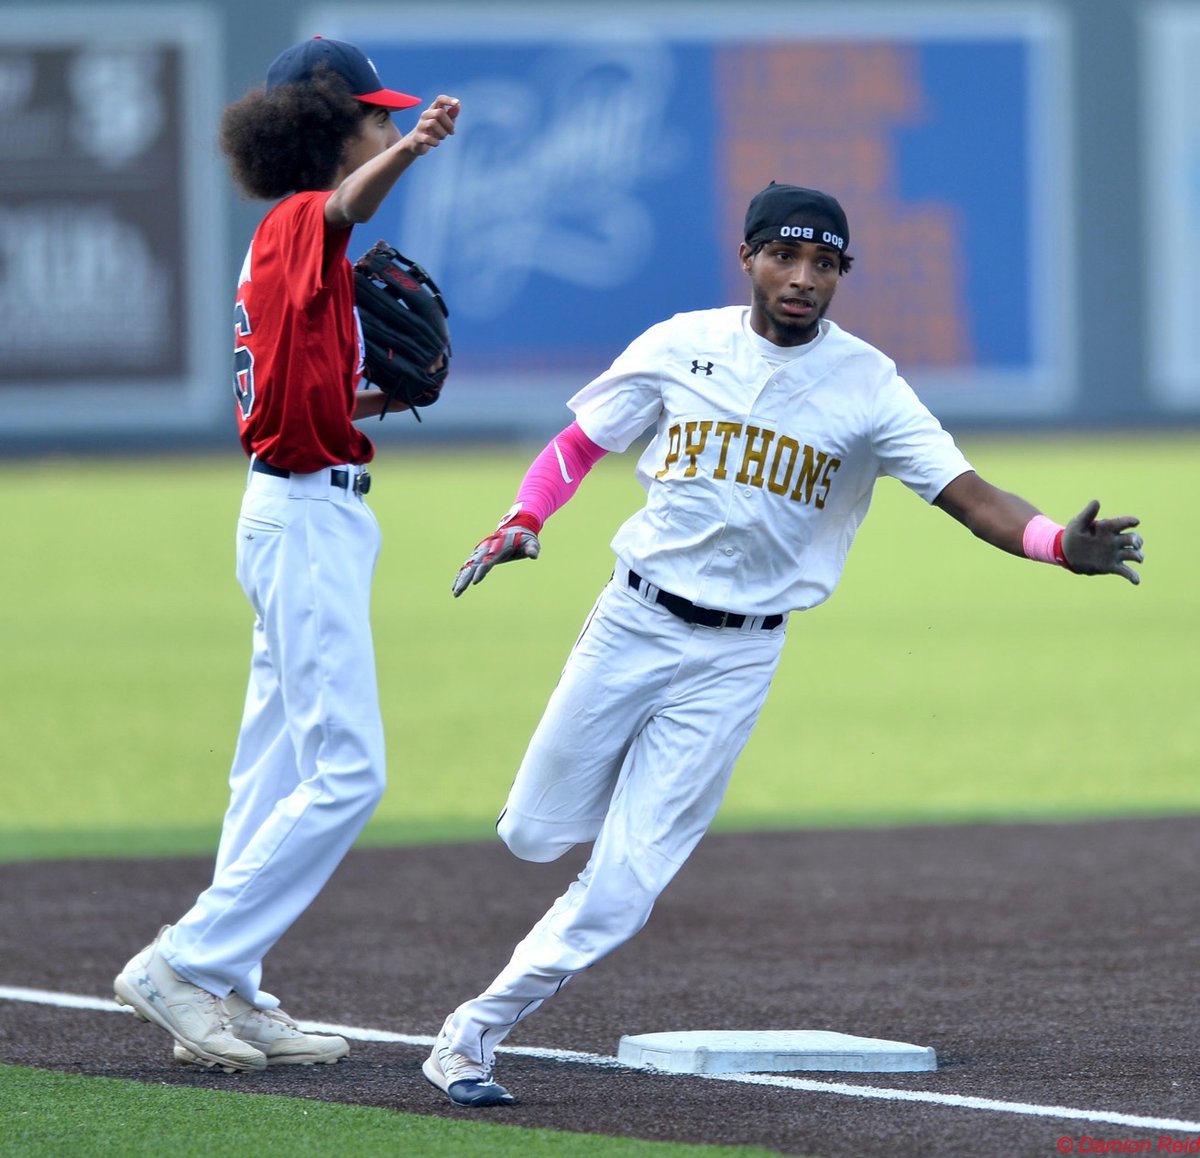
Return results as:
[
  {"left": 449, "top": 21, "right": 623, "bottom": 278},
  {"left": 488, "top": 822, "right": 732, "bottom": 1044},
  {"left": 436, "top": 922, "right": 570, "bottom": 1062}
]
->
[{"left": 353, "top": 241, "right": 451, "bottom": 421}]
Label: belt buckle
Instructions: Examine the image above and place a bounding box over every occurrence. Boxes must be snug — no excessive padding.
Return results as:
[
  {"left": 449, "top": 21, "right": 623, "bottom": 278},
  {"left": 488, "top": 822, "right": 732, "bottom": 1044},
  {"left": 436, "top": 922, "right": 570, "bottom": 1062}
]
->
[
  {"left": 354, "top": 469, "right": 371, "bottom": 496},
  {"left": 714, "top": 609, "right": 730, "bottom": 629}
]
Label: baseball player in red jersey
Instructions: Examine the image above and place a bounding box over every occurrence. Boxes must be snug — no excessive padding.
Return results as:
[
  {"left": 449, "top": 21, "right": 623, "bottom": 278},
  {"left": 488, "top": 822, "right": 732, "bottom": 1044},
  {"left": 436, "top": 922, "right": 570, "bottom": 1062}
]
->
[
  {"left": 422, "top": 183, "right": 1145, "bottom": 1107},
  {"left": 114, "top": 37, "right": 459, "bottom": 1072}
]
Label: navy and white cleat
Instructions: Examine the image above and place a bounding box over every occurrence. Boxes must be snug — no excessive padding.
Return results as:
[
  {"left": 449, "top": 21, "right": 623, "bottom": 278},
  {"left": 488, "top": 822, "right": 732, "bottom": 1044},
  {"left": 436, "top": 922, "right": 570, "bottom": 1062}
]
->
[{"left": 422, "top": 1041, "right": 515, "bottom": 1107}]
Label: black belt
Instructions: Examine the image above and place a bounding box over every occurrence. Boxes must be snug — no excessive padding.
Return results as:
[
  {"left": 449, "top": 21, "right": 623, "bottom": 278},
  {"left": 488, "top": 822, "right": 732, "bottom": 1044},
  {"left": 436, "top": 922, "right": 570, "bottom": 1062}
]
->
[
  {"left": 252, "top": 457, "right": 371, "bottom": 495},
  {"left": 626, "top": 568, "right": 783, "bottom": 631}
]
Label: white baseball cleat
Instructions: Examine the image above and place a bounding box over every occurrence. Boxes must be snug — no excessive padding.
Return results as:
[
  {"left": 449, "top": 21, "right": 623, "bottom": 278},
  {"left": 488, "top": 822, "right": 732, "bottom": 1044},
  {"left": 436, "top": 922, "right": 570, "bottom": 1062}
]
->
[
  {"left": 113, "top": 927, "right": 267, "bottom": 1073},
  {"left": 173, "top": 996, "right": 349, "bottom": 1067}
]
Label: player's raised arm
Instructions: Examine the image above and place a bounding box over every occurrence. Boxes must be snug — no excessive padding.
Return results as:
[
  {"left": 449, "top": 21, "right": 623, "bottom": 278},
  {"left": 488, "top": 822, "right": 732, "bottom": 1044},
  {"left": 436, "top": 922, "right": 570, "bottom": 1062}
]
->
[
  {"left": 326, "top": 96, "right": 460, "bottom": 227},
  {"left": 933, "top": 471, "right": 1144, "bottom": 585}
]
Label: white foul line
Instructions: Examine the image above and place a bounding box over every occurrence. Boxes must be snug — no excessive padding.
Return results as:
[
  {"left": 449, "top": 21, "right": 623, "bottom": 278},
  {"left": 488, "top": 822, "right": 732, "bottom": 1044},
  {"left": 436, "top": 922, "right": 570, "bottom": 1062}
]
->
[
  {"left": 704, "top": 1072, "right": 1200, "bottom": 1134},
  {"left": 4, "top": 985, "right": 1199, "bottom": 1135}
]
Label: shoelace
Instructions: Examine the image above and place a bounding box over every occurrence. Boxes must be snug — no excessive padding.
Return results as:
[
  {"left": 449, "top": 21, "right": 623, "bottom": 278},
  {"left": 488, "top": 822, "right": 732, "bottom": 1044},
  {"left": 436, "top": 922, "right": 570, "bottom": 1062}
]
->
[
  {"left": 188, "top": 988, "right": 240, "bottom": 1035},
  {"left": 235, "top": 1005, "right": 302, "bottom": 1035},
  {"left": 258, "top": 1007, "right": 299, "bottom": 1028},
  {"left": 437, "top": 1044, "right": 491, "bottom": 1084}
]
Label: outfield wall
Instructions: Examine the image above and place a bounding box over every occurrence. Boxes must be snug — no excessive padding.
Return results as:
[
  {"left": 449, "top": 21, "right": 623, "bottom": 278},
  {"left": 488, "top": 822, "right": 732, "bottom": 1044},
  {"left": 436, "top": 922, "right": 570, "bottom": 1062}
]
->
[{"left": 0, "top": 0, "right": 1194, "bottom": 452}]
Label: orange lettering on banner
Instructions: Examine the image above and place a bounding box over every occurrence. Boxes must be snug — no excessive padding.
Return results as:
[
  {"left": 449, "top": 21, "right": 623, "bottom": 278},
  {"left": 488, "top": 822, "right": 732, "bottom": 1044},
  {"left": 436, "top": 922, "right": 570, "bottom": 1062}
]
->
[{"left": 714, "top": 42, "right": 973, "bottom": 369}]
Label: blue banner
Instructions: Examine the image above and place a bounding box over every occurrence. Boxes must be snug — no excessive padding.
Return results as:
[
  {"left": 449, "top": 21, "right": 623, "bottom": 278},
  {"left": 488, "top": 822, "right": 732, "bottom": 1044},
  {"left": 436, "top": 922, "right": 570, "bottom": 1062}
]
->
[{"left": 311, "top": 6, "right": 1071, "bottom": 424}]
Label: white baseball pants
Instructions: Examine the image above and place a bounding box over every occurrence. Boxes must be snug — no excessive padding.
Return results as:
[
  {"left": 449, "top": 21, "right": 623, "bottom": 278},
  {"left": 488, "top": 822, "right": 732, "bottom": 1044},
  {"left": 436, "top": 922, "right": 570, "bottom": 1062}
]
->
[
  {"left": 161, "top": 464, "right": 384, "bottom": 1007},
  {"left": 442, "top": 570, "right": 786, "bottom": 1064}
]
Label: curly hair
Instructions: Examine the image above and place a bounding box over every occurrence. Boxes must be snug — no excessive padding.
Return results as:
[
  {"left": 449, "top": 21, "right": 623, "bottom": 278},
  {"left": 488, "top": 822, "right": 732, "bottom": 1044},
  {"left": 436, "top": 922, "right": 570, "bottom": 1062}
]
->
[{"left": 220, "top": 67, "right": 368, "bottom": 200}]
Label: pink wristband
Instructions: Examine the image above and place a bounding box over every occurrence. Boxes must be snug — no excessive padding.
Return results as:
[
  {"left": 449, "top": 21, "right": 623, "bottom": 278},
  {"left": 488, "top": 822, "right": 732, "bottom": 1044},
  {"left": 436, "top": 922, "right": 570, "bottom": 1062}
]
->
[{"left": 1022, "top": 515, "right": 1069, "bottom": 567}]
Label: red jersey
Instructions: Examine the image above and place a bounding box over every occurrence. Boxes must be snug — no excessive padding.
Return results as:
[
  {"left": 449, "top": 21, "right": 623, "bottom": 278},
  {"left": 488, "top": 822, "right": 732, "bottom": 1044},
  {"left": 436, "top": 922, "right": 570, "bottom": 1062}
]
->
[{"left": 233, "top": 191, "right": 374, "bottom": 472}]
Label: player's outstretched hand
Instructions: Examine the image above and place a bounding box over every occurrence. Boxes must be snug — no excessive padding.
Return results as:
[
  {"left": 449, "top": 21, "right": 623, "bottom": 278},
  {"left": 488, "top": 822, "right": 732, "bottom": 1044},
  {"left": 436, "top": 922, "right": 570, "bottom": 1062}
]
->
[
  {"left": 452, "top": 514, "right": 541, "bottom": 597},
  {"left": 1062, "top": 499, "right": 1144, "bottom": 585}
]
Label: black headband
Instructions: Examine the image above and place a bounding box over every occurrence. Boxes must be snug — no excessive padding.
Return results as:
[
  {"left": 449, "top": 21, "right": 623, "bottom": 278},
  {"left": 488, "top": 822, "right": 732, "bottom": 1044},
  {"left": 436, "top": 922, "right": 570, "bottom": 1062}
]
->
[{"left": 744, "top": 182, "right": 850, "bottom": 253}]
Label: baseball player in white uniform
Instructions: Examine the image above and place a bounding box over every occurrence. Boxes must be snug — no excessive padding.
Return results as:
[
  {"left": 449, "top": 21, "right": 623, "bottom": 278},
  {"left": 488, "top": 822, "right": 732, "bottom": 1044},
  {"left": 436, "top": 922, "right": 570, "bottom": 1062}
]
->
[{"left": 420, "top": 183, "right": 1145, "bottom": 1107}]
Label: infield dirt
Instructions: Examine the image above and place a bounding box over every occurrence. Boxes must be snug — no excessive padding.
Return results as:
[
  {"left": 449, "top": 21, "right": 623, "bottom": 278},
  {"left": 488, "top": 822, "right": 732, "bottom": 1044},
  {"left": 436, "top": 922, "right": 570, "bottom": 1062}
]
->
[{"left": 3, "top": 817, "right": 1198, "bottom": 1157}]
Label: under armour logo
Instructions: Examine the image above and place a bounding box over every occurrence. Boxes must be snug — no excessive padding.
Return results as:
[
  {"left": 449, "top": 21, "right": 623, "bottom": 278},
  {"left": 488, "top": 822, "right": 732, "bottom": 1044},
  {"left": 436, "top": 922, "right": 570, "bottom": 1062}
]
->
[
  {"left": 691, "top": 360, "right": 714, "bottom": 376},
  {"left": 137, "top": 975, "right": 164, "bottom": 1004}
]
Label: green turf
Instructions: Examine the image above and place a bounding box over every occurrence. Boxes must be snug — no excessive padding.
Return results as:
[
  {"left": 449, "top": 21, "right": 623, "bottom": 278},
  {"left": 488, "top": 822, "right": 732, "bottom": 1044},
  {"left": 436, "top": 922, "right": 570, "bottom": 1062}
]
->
[
  {"left": 0, "top": 435, "right": 1193, "bottom": 1157},
  {"left": 0, "top": 435, "right": 1195, "bottom": 861},
  {"left": 0, "top": 1065, "right": 785, "bottom": 1158}
]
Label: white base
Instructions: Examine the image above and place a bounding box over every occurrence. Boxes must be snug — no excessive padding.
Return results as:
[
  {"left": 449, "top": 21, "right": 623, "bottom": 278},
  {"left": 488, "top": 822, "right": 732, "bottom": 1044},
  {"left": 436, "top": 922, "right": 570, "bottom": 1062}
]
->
[{"left": 617, "top": 1030, "right": 937, "bottom": 1074}]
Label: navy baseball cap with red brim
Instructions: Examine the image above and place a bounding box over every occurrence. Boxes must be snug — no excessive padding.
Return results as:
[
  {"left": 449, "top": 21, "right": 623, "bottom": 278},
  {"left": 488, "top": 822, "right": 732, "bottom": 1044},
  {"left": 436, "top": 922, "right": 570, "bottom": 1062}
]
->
[{"left": 266, "top": 36, "right": 421, "bottom": 110}]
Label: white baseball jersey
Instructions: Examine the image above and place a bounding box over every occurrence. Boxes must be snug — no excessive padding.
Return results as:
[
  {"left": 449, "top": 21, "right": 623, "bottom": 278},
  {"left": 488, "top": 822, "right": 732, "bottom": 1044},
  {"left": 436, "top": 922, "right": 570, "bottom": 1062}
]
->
[
  {"left": 569, "top": 307, "right": 972, "bottom": 616},
  {"left": 438, "top": 305, "right": 975, "bottom": 1074}
]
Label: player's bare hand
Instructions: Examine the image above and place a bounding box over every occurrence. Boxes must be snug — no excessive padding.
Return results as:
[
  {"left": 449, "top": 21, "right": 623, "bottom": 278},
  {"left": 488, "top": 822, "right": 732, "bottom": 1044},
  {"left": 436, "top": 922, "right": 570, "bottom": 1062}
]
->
[
  {"left": 452, "top": 515, "right": 541, "bottom": 597},
  {"left": 403, "top": 95, "right": 460, "bottom": 156},
  {"left": 1062, "top": 499, "right": 1144, "bottom": 585}
]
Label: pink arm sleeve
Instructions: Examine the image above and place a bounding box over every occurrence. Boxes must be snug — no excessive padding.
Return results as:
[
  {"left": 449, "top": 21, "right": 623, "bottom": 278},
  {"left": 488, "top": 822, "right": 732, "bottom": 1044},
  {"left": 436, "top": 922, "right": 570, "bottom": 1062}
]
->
[{"left": 506, "top": 422, "right": 609, "bottom": 530}]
